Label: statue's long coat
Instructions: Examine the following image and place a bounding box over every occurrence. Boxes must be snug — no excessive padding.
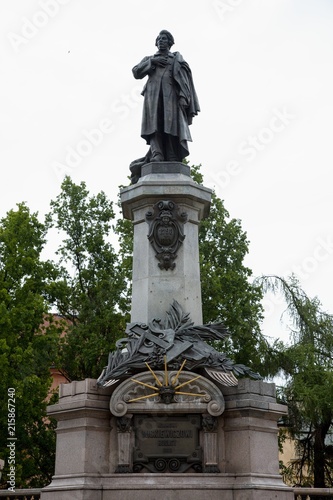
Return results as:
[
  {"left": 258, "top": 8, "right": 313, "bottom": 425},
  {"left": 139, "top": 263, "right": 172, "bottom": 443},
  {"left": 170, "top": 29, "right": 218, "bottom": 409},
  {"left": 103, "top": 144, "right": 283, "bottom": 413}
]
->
[{"left": 132, "top": 51, "right": 200, "bottom": 159}]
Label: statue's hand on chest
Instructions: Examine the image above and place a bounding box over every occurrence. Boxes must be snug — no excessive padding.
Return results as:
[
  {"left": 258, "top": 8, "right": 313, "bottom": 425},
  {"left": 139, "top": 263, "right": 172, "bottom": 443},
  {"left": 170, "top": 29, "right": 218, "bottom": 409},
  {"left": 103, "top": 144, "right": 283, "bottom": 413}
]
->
[{"left": 152, "top": 54, "right": 169, "bottom": 67}]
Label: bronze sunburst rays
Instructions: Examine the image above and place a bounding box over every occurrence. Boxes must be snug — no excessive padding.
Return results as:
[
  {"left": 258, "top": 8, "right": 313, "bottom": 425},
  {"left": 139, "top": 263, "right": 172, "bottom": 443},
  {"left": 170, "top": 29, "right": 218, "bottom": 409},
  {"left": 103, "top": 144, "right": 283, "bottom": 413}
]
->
[{"left": 128, "top": 357, "right": 204, "bottom": 404}]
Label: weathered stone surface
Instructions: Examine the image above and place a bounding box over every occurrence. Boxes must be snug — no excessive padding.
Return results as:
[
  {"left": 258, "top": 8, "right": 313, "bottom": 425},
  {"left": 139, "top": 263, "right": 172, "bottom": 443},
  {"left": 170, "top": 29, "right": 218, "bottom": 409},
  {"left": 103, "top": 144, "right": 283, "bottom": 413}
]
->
[
  {"left": 222, "top": 382, "right": 287, "bottom": 480},
  {"left": 109, "top": 370, "right": 225, "bottom": 417},
  {"left": 141, "top": 161, "right": 191, "bottom": 177},
  {"left": 46, "top": 380, "right": 114, "bottom": 478},
  {"left": 120, "top": 169, "right": 211, "bottom": 325},
  {"left": 222, "top": 378, "right": 277, "bottom": 398},
  {"left": 41, "top": 378, "right": 293, "bottom": 500}
]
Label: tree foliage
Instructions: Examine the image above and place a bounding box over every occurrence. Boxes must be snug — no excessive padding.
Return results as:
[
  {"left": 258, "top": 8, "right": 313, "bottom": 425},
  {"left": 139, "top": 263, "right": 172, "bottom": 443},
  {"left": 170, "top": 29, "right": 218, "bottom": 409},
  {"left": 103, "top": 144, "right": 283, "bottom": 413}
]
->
[
  {"left": 47, "top": 177, "right": 130, "bottom": 380},
  {"left": 0, "top": 204, "right": 61, "bottom": 488},
  {"left": 190, "top": 166, "right": 271, "bottom": 375},
  {"left": 259, "top": 274, "right": 333, "bottom": 489}
]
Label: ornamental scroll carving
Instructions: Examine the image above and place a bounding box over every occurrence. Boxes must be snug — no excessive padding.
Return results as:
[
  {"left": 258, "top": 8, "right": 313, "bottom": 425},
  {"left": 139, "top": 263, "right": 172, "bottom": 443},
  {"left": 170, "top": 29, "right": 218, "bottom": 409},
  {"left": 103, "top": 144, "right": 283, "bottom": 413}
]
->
[
  {"left": 109, "top": 370, "right": 225, "bottom": 417},
  {"left": 145, "top": 200, "right": 187, "bottom": 270}
]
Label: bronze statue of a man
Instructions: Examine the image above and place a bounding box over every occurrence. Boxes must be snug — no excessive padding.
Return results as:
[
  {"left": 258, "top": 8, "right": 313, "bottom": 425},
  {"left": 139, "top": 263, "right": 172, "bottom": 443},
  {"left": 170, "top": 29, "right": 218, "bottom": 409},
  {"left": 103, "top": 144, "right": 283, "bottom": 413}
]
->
[{"left": 130, "top": 30, "right": 200, "bottom": 183}]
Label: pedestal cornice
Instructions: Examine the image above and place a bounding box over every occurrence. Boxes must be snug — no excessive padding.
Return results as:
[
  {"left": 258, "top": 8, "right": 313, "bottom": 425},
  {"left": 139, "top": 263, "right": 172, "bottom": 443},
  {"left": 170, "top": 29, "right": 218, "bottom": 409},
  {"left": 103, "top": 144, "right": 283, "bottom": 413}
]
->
[{"left": 120, "top": 165, "right": 212, "bottom": 221}]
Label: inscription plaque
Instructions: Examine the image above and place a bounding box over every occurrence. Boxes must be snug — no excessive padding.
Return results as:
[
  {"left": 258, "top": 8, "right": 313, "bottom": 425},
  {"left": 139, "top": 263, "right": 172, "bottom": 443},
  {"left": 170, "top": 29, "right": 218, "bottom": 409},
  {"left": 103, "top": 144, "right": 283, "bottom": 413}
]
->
[{"left": 133, "top": 414, "right": 202, "bottom": 473}]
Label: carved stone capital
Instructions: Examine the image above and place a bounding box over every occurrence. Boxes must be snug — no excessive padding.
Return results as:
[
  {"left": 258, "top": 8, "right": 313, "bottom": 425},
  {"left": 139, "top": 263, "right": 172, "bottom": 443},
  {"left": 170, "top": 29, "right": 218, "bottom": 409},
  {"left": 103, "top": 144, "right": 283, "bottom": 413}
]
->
[
  {"left": 202, "top": 415, "right": 218, "bottom": 432},
  {"left": 116, "top": 415, "right": 133, "bottom": 433}
]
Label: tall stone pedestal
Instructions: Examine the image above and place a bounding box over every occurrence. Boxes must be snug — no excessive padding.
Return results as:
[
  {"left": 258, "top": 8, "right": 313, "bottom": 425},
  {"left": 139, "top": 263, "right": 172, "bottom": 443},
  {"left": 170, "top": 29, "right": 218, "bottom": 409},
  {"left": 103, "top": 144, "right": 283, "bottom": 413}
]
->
[
  {"left": 120, "top": 162, "right": 211, "bottom": 325},
  {"left": 41, "top": 378, "right": 293, "bottom": 500}
]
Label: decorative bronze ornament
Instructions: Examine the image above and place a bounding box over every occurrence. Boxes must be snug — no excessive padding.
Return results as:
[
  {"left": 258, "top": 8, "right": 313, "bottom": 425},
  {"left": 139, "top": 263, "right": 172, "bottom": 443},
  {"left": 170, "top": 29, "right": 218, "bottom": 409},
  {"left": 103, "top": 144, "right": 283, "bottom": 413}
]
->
[
  {"left": 202, "top": 415, "right": 218, "bottom": 433},
  {"left": 146, "top": 200, "right": 187, "bottom": 270},
  {"left": 116, "top": 416, "right": 132, "bottom": 433},
  {"left": 98, "top": 300, "right": 261, "bottom": 389},
  {"left": 128, "top": 357, "right": 204, "bottom": 405}
]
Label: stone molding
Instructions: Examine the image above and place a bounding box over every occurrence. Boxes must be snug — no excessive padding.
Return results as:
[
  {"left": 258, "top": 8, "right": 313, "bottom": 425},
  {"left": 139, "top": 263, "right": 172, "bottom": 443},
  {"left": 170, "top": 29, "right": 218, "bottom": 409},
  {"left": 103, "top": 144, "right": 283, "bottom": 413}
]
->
[
  {"left": 141, "top": 161, "right": 191, "bottom": 178},
  {"left": 109, "top": 370, "right": 225, "bottom": 417},
  {"left": 110, "top": 371, "right": 225, "bottom": 417},
  {"left": 120, "top": 172, "right": 212, "bottom": 222}
]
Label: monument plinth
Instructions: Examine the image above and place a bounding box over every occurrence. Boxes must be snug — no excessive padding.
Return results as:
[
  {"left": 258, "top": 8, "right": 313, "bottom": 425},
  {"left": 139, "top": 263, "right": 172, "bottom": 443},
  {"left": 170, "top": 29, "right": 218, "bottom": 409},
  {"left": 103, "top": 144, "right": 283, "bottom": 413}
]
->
[
  {"left": 121, "top": 162, "right": 211, "bottom": 325},
  {"left": 42, "top": 378, "right": 293, "bottom": 499}
]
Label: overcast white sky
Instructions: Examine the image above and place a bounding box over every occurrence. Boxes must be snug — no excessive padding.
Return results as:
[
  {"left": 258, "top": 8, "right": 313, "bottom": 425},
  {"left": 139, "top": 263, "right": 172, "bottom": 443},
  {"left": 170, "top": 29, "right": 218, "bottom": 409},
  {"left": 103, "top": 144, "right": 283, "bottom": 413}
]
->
[{"left": 1, "top": 0, "right": 333, "bottom": 344}]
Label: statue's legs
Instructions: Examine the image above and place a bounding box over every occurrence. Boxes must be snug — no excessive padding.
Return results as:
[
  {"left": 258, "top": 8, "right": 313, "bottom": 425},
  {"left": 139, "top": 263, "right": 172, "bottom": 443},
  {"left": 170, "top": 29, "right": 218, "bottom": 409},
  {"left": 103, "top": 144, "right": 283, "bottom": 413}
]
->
[
  {"left": 149, "top": 132, "right": 164, "bottom": 161},
  {"left": 149, "top": 132, "right": 181, "bottom": 162},
  {"left": 164, "top": 134, "right": 181, "bottom": 161}
]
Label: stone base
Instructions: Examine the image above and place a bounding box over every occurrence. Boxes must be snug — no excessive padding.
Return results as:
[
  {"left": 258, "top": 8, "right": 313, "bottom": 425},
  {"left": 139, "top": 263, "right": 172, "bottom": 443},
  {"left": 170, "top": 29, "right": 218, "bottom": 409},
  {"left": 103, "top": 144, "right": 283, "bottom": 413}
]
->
[
  {"left": 41, "top": 379, "right": 293, "bottom": 500},
  {"left": 42, "top": 474, "right": 293, "bottom": 500},
  {"left": 141, "top": 161, "right": 191, "bottom": 178}
]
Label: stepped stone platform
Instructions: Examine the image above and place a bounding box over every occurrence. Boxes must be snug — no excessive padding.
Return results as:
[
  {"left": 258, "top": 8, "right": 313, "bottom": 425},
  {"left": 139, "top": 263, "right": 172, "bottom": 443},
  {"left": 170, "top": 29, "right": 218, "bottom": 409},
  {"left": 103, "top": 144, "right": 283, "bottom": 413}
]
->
[{"left": 41, "top": 378, "right": 293, "bottom": 500}]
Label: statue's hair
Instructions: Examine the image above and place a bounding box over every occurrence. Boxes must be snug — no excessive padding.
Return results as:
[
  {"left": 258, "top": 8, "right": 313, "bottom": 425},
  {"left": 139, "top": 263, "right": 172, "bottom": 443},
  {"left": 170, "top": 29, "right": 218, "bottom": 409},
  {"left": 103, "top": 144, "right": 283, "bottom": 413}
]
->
[{"left": 155, "top": 30, "right": 175, "bottom": 48}]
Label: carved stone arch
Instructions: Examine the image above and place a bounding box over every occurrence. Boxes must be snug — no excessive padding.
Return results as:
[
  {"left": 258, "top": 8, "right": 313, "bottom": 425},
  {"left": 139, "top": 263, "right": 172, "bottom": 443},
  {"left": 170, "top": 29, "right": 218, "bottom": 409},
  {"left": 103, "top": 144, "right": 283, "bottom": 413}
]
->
[{"left": 110, "top": 370, "right": 225, "bottom": 417}]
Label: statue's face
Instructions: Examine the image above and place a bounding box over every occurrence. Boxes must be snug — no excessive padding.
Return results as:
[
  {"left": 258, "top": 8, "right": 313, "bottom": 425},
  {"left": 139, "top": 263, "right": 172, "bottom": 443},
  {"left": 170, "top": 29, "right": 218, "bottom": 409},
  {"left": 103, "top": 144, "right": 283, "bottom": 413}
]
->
[{"left": 157, "top": 34, "right": 169, "bottom": 51}]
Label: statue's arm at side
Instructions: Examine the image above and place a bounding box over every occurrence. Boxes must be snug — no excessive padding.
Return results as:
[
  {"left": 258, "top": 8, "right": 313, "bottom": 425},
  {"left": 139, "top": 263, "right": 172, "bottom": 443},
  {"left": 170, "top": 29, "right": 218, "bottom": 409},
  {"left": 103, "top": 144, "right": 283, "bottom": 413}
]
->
[{"left": 132, "top": 56, "right": 155, "bottom": 79}]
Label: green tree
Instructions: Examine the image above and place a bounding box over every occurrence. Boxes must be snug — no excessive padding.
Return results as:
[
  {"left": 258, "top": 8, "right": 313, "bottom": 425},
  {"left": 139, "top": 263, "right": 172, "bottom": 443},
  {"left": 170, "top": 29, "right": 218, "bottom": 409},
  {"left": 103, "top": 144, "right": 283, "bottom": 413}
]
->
[
  {"left": 191, "top": 166, "right": 270, "bottom": 374},
  {"left": 48, "top": 177, "right": 130, "bottom": 380},
  {"left": 199, "top": 204, "right": 268, "bottom": 374},
  {"left": 0, "top": 203, "right": 61, "bottom": 488},
  {"left": 260, "top": 274, "right": 333, "bottom": 490}
]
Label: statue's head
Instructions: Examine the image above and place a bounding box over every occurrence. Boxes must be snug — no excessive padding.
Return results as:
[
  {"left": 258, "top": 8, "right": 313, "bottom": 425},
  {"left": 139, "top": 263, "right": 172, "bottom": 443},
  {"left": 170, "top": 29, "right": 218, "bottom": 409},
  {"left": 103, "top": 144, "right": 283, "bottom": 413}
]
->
[{"left": 155, "top": 30, "right": 174, "bottom": 49}]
